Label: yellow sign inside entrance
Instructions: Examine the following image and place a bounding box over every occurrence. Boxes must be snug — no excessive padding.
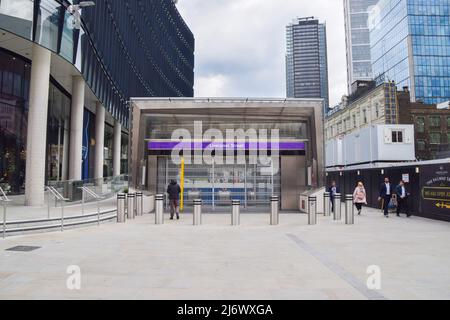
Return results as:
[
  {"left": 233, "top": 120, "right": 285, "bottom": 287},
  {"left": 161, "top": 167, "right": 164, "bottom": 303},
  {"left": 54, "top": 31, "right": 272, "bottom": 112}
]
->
[{"left": 180, "top": 157, "right": 185, "bottom": 212}]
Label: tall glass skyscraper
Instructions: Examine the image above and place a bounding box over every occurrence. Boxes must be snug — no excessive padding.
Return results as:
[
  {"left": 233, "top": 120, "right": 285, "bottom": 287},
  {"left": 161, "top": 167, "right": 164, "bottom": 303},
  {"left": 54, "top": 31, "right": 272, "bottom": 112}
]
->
[
  {"left": 286, "top": 17, "right": 329, "bottom": 112},
  {"left": 344, "top": 0, "right": 380, "bottom": 93},
  {"left": 369, "top": 0, "right": 450, "bottom": 105}
]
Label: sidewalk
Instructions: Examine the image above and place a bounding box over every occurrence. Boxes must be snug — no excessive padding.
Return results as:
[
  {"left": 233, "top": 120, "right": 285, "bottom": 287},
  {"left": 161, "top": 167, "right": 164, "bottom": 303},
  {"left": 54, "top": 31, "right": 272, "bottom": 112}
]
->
[{"left": 0, "top": 207, "right": 449, "bottom": 300}]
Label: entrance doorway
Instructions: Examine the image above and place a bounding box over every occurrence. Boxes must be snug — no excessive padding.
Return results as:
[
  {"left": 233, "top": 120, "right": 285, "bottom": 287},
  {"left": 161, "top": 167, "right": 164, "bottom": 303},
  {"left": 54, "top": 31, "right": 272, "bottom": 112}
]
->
[{"left": 155, "top": 156, "right": 281, "bottom": 212}]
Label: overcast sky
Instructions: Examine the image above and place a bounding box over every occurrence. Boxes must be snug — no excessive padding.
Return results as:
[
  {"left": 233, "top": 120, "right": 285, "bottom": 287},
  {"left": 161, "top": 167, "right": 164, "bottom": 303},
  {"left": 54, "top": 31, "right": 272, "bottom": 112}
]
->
[{"left": 177, "top": 0, "right": 347, "bottom": 106}]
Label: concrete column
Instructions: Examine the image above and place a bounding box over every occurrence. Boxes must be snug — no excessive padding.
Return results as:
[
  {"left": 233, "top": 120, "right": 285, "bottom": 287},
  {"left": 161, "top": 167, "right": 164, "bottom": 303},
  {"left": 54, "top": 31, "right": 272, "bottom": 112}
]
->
[
  {"left": 69, "top": 76, "right": 85, "bottom": 180},
  {"left": 25, "top": 44, "right": 51, "bottom": 206},
  {"left": 113, "top": 121, "right": 122, "bottom": 176},
  {"left": 94, "top": 102, "right": 105, "bottom": 180}
]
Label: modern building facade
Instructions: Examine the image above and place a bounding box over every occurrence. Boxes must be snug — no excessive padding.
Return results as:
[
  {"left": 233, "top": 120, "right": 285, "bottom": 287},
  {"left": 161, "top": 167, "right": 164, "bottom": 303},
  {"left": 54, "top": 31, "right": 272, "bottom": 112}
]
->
[
  {"left": 343, "top": 0, "right": 379, "bottom": 93},
  {"left": 0, "top": 0, "right": 194, "bottom": 206},
  {"left": 369, "top": 0, "right": 450, "bottom": 105},
  {"left": 129, "top": 98, "right": 324, "bottom": 211},
  {"left": 286, "top": 17, "right": 329, "bottom": 113}
]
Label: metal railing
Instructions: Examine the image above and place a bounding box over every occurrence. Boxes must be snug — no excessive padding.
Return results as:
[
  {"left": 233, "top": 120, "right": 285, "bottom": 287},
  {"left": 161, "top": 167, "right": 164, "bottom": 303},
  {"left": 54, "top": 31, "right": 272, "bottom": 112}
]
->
[
  {"left": 1, "top": 186, "right": 12, "bottom": 239},
  {"left": 79, "top": 186, "right": 103, "bottom": 226},
  {"left": 47, "top": 186, "right": 69, "bottom": 231}
]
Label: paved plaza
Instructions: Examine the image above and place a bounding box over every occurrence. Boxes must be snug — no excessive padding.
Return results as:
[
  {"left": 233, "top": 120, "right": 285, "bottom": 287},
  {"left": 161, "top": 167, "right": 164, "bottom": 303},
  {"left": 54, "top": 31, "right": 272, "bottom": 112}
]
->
[{"left": 0, "top": 207, "right": 449, "bottom": 300}]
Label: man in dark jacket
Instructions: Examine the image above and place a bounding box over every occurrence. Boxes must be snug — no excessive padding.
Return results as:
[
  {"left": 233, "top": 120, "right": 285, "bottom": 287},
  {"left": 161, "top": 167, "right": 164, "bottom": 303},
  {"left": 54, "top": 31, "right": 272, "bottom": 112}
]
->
[
  {"left": 167, "top": 180, "right": 181, "bottom": 220},
  {"left": 328, "top": 181, "right": 340, "bottom": 213},
  {"left": 379, "top": 177, "right": 393, "bottom": 218},
  {"left": 396, "top": 180, "right": 410, "bottom": 217}
]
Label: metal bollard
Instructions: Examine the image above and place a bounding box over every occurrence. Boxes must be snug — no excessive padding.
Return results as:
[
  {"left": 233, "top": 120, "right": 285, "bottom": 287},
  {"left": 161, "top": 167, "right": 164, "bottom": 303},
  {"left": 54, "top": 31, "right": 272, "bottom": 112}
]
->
[
  {"left": 193, "top": 199, "right": 202, "bottom": 226},
  {"left": 155, "top": 194, "right": 164, "bottom": 225},
  {"left": 117, "top": 193, "right": 126, "bottom": 223},
  {"left": 345, "top": 194, "right": 355, "bottom": 225},
  {"left": 308, "top": 196, "right": 317, "bottom": 225},
  {"left": 270, "top": 195, "right": 279, "bottom": 225},
  {"left": 127, "top": 193, "right": 136, "bottom": 219},
  {"left": 231, "top": 199, "right": 240, "bottom": 226},
  {"left": 333, "top": 193, "right": 342, "bottom": 221},
  {"left": 324, "top": 192, "right": 331, "bottom": 216},
  {"left": 135, "top": 192, "right": 143, "bottom": 216}
]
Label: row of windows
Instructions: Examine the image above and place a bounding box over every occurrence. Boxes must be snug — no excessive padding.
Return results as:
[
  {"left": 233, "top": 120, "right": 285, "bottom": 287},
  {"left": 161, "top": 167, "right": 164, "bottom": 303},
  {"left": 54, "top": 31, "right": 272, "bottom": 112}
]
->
[{"left": 416, "top": 115, "right": 450, "bottom": 132}]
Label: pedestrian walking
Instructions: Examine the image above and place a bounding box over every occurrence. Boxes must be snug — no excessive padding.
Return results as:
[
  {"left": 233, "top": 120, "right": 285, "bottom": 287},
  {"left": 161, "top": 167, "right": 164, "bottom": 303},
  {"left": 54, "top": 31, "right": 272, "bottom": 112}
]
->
[
  {"left": 379, "top": 177, "right": 393, "bottom": 218},
  {"left": 396, "top": 180, "right": 411, "bottom": 217},
  {"left": 353, "top": 182, "right": 367, "bottom": 215}
]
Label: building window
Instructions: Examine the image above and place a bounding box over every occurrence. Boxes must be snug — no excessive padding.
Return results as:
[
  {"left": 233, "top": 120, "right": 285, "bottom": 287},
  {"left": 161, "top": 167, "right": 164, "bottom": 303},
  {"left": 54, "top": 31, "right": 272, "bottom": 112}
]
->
[
  {"left": 429, "top": 133, "right": 441, "bottom": 145},
  {"left": 392, "top": 130, "right": 404, "bottom": 143},
  {"left": 416, "top": 116, "right": 425, "bottom": 133},
  {"left": 417, "top": 140, "right": 426, "bottom": 151},
  {"left": 429, "top": 116, "right": 441, "bottom": 128},
  {"left": 447, "top": 116, "right": 450, "bottom": 128},
  {"left": 363, "top": 109, "right": 367, "bottom": 124}
]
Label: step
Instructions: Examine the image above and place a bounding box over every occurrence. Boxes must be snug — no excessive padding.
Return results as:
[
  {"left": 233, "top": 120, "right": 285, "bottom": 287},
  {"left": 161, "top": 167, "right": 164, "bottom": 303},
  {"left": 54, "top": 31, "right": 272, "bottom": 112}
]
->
[{"left": 1, "top": 212, "right": 118, "bottom": 238}]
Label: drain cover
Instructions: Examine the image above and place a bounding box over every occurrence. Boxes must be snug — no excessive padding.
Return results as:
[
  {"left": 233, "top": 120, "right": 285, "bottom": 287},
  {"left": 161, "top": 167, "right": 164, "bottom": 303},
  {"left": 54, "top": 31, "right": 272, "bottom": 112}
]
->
[{"left": 6, "top": 246, "right": 41, "bottom": 252}]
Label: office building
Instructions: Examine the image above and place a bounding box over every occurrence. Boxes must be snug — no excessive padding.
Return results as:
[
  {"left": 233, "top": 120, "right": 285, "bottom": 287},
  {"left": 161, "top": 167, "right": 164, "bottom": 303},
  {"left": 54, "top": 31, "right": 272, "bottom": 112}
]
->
[
  {"left": 343, "top": 0, "right": 379, "bottom": 93},
  {"left": 369, "top": 0, "right": 450, "bottom": 105},
  {"left": 0, "top": 0, "right": 194, "bottom": 205},
  {"left": 286, "top": 17, "right": 329, "bottom": 112}
]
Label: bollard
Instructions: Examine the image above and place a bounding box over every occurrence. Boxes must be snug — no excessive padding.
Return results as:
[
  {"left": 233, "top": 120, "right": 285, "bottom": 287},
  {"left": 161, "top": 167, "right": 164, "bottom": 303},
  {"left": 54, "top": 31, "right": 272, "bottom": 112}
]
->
[
  {"left": 136, "top": 192, "right": 143, "bottom": 216},
  {"left": 324, "top": 192, "right": 331, "bottom": 216},
  {"left": 333, "top": 193, "right": 342, "bottom": 221},
  {"left": 270, "top": 196, "right": 279, "bottom": 225},
  {"left": 193, "top": 199, "right": 202, "bottom": 226},
  {"left": 127, "top": 193, "right": 136, "bottom": 219},
  {"left": 308, "top": 196, "right": 317, "bottom": 225},
  {"left": 231, "top": 199, "right": 240, "bottom": 226},
  {"left": 155, "top": 194, "right": 164, "bottom": 225},
  {"left": 345, "top": 194, "right": 355, "bottom": 225},
  {"left": 117, "top": 193, "right": 126, "bottom": 223}
]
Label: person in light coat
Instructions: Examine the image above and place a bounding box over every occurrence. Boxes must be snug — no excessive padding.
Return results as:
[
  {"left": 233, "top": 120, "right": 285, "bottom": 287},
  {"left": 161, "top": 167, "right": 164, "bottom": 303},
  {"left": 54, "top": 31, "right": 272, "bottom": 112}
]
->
[{"left": 353, "top": 182, "right": 367, "bottom": 216}]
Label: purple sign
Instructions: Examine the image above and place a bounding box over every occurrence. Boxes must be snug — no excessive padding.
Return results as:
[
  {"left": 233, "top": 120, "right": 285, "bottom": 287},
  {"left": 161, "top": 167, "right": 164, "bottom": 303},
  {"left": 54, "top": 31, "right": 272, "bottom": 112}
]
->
[{"left": 148, "top": 141, "right": 306, "bottom": 151}]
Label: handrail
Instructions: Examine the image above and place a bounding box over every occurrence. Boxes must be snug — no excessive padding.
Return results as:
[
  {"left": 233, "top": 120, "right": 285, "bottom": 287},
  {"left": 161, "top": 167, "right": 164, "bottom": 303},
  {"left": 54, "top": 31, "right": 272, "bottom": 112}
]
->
[
  {"left": 0, "top": 187, "right": 11, "bottom": 202},
  {"left": 79, "top": 186, "right": 102, "bottom": 199},
  {"left": 78, "top": 187, "right": 102, "bottom": 225},
  {"left": 47, "top": 186, "right": 69, "bottom": 201}
]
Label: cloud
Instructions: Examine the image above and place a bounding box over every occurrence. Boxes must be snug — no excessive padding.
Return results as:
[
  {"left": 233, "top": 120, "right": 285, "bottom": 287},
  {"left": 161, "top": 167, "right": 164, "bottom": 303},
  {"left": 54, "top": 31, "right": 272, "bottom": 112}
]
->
[{"left": 177, "top": 0, "right": 347, "bottom": 106}]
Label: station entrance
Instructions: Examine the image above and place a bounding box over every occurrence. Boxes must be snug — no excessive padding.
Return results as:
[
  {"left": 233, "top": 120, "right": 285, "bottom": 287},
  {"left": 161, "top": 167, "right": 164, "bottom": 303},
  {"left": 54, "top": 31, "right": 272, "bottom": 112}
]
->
[
  {"left": 154, "top": 156, "right": 280, "bottom": 211},
  {"left": 129, "top": 98, "right": 325, "bottom": 211}
]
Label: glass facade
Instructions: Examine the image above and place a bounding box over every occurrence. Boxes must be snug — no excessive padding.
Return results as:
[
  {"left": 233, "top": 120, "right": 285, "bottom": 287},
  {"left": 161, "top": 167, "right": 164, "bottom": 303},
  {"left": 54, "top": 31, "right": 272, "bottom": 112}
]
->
[
  {"left": 46, "top": 81, "right": 70, "bottom": 182},
  {"left": 370, "top": 0, "right": 450, "bottom": 105},
  {"left": 0, "top": 0, "right": 193, "bottom": 195},
  {"left": 146, "top": 115, "right": 308, "bottom": 209},
  {"left": 286, "top": 17, "right": 329, "bottom": 112},
  {"left": 0, "top": 48, "right": 30, "bottom": 194},
  {"left": 344, "top": 0, "right": 379, "bottom": 92},
  {"left": 0, "top": 0, "right": 195, "bottom": 129}
]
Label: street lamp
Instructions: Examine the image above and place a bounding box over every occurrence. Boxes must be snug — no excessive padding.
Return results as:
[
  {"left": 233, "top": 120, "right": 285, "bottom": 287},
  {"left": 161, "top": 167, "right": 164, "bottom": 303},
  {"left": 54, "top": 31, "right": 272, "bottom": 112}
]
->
[{"left": 67, "top": 1, "right": 95, "bottom": 29}]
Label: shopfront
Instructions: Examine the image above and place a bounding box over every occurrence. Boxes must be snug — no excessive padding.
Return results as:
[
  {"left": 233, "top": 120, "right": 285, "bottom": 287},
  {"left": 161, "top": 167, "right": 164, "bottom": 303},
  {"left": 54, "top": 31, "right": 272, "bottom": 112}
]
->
[{"left": 130, "top": 98, "right": 325, "bottom": 211}]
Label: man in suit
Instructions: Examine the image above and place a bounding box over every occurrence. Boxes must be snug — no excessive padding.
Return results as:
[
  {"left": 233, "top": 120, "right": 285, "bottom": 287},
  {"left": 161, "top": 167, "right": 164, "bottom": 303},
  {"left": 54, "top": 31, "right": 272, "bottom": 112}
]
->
[
  {"left": 328, "top": 181, "right": 340, "bottom": 213},
  {"left": 379, "top": 177, "right": 393, "bottom": 218},
  {"left": 396, "top": 180, "right": 411, "bottom": 217}
]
